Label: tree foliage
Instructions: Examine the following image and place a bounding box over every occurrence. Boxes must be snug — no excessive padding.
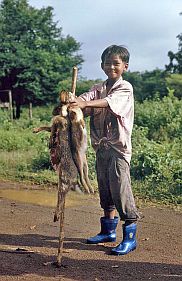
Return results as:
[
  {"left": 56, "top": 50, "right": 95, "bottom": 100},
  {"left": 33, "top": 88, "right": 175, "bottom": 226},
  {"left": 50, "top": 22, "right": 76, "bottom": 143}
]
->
[
  {"left": 124, "top": 69, "right": 169, "bottom": 102},
  {"left": 0, "top": 0, "right": 83, "bottom": 104},
  {"left": 166, "top": 73, "right": 182, "bottom": 99},
  {"left": 165, "top": 12, "right": 182, "bottom": 74},
  {"left": 130, "top": 89, "right": 182, "bottom": 204}
]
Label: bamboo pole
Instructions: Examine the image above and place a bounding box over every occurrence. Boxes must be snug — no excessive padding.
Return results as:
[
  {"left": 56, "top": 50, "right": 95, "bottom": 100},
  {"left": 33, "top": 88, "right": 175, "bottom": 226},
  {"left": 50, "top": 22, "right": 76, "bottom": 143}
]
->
[
  {"left": 56, "top": 191, "right": 66, "bottom": 266},
  {"left": 56, "top": 66, "right": 78, "bottom": 267},
  {"left": 71, "top": 66, "right": 78, "bottom": 96}
]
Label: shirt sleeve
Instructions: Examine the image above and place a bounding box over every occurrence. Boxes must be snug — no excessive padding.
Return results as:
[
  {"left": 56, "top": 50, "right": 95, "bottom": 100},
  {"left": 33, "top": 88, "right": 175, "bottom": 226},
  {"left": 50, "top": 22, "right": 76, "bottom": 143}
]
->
[
  {"left": 79, "top": 91, "right": 95, "bottom": 101},
  {"left": 78, "top": 84, "right": 102, "bottom": 117},
  {"left": 104, "top": 85, "right": 133, "bottom": 118},
  {"left": 79, "top": 82, "right": 103, "bottom": 101}
]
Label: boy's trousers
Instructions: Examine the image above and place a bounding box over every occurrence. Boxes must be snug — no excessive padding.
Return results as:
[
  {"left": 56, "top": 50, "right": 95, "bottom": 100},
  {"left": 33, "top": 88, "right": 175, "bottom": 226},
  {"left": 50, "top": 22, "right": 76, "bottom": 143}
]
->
[{"left": 96, "top": 147, "right": 140, "bottom": 221}]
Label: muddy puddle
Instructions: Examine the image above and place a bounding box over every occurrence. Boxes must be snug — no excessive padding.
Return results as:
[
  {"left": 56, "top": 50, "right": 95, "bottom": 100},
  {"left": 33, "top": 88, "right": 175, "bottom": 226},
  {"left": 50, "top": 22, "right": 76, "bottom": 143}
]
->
[{"left": 0, "top": 187, "right": 97, "bottom": 208}]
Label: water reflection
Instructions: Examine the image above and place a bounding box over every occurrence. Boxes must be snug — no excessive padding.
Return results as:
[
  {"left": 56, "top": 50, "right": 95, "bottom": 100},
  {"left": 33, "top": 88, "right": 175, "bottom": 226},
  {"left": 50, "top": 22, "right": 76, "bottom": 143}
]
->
[{"left": 0, "top": 188, "right": 95, "bottom": 207}]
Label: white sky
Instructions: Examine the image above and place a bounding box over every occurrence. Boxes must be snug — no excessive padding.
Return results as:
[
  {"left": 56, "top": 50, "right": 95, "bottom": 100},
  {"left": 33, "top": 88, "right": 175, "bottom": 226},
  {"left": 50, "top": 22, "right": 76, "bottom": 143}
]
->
[{"left": 17, "top": 1, "right": 182, "bottom": 79}]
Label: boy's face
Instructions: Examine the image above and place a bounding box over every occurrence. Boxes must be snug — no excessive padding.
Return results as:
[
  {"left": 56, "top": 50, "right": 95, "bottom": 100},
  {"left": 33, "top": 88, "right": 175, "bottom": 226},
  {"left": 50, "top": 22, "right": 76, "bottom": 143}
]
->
[{"left": 101, "top": 54, "right": 128, "bottom": 80}]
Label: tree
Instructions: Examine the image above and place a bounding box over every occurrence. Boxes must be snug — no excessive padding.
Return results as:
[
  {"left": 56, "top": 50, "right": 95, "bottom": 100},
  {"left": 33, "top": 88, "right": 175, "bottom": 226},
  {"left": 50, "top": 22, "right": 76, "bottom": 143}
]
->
[
  {"left": 165, "top": 12, "right": 182, "bottom": 74},
  {"left": 166, "top": 73, "right": 182, "bottom": 99},
  {"left": 0, "top": 0, "right": 83, "bottom": 116},
  {"left": 123, "top": 71, "right": 143, "bottom": 101},
  {"left": 124, "top": 69, "right": 168, "bottom": 102}
]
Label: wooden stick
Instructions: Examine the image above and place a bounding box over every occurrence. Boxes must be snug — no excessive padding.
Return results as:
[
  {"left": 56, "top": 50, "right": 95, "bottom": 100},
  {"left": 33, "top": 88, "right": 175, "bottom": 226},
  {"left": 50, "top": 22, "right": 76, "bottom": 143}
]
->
[
  {"left": 56, "top": 191, "right": 66, "bottom": 267},
  {"left": 55, "top": 66, "right": 78, "bottom": 267},
  {"left": 71, "top": 66, "right": 78, "bottom": 97}
]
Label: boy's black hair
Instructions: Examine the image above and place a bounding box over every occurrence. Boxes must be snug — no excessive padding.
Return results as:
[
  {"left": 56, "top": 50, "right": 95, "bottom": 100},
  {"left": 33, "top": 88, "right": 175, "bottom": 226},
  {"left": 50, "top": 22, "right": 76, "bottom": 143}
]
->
[{"left": 101, "top": 45, "right": 130, "bottom": 64}]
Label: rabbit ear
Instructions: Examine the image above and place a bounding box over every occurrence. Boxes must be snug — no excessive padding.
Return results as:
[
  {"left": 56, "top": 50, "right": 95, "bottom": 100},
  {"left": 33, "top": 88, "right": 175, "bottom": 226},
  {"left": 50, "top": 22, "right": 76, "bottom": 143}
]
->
[
  {"left": 59, "top": 91, "right": 63, "bottom": 101},
  {"left": 59, "top": 90, "right": 64, "bottom": 102},
  {"left": 59, "top": 90, "right": 70, "bottom": 104}
]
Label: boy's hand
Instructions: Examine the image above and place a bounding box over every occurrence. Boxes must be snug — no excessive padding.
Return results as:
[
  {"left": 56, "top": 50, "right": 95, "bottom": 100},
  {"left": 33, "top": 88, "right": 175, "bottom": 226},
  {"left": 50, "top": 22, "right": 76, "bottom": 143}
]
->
[{"left": 69, "top": 97, "right": 87, "bottom": 109}]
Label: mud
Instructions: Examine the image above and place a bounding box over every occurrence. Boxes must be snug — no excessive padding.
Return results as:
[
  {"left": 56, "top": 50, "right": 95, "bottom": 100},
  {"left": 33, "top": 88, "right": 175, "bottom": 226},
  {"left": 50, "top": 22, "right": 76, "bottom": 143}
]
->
[{"left": 0, "top": 181, "right": 182, "bottom": 281}]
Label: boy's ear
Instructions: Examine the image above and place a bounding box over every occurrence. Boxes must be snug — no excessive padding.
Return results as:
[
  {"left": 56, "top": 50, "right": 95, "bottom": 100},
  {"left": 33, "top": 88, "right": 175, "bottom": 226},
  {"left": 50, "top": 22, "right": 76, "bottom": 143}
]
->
[
  {"left": 101, "top": 62, "right": 104, "bottom": 70},
  {"left": 124, "top": 63, "right": 129, "bottom": 72}
]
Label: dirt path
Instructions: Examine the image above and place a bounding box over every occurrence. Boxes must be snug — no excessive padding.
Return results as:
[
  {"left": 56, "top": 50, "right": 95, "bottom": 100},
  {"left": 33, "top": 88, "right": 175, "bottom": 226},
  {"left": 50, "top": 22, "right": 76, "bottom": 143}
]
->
[{"left": 0, "top": 182, "right": 182, "bottom": 281}]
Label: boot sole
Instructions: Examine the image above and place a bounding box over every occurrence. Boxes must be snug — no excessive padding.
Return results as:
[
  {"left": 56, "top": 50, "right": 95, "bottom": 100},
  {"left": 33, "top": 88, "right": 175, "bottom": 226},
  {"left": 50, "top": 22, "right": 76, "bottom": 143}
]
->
[
  {"left": 111, "top": 246, "right": 136, "bottom": 256},
  {"left": 87, "top": 238, "right": 116, "bottom": 244}
]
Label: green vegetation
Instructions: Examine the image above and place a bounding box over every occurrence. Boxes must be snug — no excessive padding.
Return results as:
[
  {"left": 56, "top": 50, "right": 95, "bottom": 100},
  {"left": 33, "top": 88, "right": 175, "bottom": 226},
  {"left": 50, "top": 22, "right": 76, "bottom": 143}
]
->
[
  {"left": 0, "top": 0, "right": 83, "bottom": 105},
  {"left": 0, "top": 89, "right": 181, "bottom": 206},
  {"left": 166, "top": 12, "right": 182, "bottom": 75},
  {"left": 0, "top": 2, "right": 181, "bottom": 207},
  {"left": 0, "top": 106, "right": 56, "bottom": 184}
]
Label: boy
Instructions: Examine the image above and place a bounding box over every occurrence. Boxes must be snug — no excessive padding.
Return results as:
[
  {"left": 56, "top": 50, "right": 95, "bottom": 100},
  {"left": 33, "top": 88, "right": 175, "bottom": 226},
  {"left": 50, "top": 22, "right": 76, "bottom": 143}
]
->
[{"left": 70, "top": 45, "right": 140, "bottom": 255}]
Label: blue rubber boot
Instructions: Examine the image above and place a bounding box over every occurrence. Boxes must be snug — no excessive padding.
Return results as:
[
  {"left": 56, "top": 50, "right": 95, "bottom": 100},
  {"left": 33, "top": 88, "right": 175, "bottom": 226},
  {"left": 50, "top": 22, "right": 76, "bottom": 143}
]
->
[
  {"left": 111, "top": 223, "right": 137, "bottom": 255},
  {"left": 87, "top": 217, "right": 118, "bottom": 244}
]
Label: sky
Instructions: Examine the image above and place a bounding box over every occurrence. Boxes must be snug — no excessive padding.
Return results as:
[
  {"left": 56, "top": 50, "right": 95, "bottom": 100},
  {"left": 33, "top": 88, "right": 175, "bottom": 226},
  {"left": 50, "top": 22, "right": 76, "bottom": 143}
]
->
[{"left": 27, "top": 1, "right": 182, "bottom": 79}]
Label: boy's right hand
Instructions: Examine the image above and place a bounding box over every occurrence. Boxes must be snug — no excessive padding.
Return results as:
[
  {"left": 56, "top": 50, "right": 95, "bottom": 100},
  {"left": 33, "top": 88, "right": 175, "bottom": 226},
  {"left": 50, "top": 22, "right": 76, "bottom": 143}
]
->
[{"left": 69, "top": 97, "right": 87, "bottom": 109}]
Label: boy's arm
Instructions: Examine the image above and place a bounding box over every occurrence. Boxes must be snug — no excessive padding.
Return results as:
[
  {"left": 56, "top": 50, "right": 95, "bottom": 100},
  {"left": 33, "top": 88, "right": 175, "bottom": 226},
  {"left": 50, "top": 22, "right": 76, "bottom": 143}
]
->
[{"left": 70, "top": 97, "right": 108, "bottom": 109}]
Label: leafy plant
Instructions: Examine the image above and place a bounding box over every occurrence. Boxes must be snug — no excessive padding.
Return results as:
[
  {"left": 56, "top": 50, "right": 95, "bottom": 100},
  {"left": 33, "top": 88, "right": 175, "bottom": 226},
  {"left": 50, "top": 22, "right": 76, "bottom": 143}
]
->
[
  {"left": 0, "top": 0, "right": 83, "bottom": 105},
  {"left": 0, "top": 89, "right": 181, "bottom": 205}
]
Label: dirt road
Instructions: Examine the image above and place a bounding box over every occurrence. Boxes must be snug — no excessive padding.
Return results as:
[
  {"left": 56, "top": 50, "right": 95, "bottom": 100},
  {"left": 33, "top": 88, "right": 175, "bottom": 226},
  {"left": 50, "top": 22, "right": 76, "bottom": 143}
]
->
[{"left": 0, "top": 182, "right": 181, "bottom": 281}]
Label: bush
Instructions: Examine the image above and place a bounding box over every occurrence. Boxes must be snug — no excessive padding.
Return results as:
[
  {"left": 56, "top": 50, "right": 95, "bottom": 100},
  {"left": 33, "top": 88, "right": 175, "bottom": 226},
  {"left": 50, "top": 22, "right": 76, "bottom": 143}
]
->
[
  {"left": 32, "top": 147, "right": 52, "bottom": 171},
  {"left": 0, "top": 92, "right": 181, "bottom": 206},
  {"left": 134, "top": 89, "right": 182, "bottom": 141},
  {"left": 131, "top": 126, "right": 181, "bottom": 204}
]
